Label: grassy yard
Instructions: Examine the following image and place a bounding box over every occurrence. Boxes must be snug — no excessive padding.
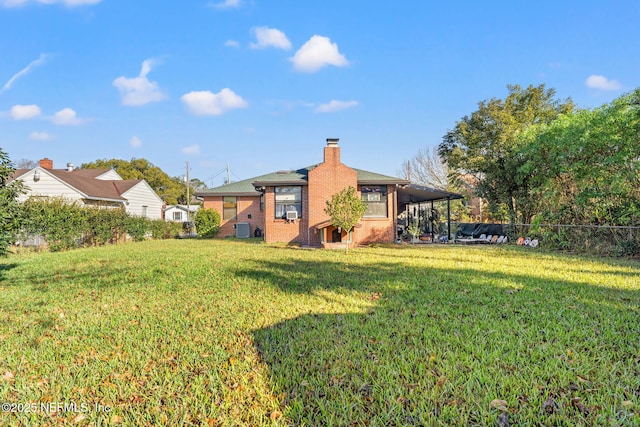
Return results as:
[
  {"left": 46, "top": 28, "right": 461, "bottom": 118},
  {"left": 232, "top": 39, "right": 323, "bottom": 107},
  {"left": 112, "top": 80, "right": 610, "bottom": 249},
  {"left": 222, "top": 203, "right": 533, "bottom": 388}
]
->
[{"left": 0, "top": 240, "right": 638, "bottom": 426}]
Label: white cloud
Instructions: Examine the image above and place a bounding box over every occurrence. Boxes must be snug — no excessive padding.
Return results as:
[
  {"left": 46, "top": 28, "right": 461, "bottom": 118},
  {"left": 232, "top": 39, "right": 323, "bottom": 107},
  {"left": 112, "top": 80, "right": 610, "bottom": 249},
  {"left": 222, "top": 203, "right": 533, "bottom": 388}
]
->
[
  {"left": 2, "top": 0, "right": 101, "bottom": 7},
  {"left": 225, "top": 39, "right": 240, "bottom": 48},
  {"left": 52, "top": 108, "right": 83, "bottom": 125},
  {"left": 585, "top": 75, "right": 622, "bottom": 91},
  {"left": 250, "top": 27, "right": 291, "bottom": 50},
  {"left": 129, "top": 136, "right": 142, "bottom": 148},
  {"left": 208, "top": 0, "right": 241, "bottom": 9},
  {"left": 29, "top": 131, "right": 53, "bottom": 141},
  {"left": 10, "top": 104, "right": 41, "bottom": 120},
  {"left": 290, "top": 35, "right": 349, "bottom": 73},
  {"left": 2, "top": 53, "right": 49, "bottom": 93},
  {"left": 181, "top": 88, "right": 248, "bottom": 116},
  {"left": 315, "top": 100, "right": 359, "bottom": 113},
  {"left": 182, "top": 144, "right": 200, "bottom": 155},
  {"left": 113, "top": 58, "right": 167, "bottom": 106}
]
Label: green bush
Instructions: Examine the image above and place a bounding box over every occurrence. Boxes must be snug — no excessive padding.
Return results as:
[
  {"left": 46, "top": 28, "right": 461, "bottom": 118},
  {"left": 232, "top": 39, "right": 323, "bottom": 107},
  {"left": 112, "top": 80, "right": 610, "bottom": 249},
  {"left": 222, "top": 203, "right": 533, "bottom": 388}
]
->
[
  {"left": 84, "top": 207, "right": 129, "bottom": 245},
  {"left": 20, "top": 198, "right": 88, "bottom": 251},
  {"left": 17, "top": 199, "right": 178, "bottom": 251},
  {"left": 150, "top": 219, "right": 181, "bottom": 239},
  {"left": 126, "top": 216, "right": 150, "bottom": 242},
  {"left": 194, "top": 208, "right": 221, "bottom": 238}
]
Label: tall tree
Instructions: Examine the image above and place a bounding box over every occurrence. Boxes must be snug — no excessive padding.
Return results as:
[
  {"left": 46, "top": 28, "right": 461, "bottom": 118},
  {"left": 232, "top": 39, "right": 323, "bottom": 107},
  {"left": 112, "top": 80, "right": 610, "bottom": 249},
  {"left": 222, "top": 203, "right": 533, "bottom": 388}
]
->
[
  {"left": 400, "top": 146, "right": 449, "bottom": 189},
  {"left": 399, "top": 147, "right": 472, "bottom": 221},
  {"left": 0, "top": 149, "right": 25, "bottom": 255},
  {"left": 439, "top": 84, "right": 574, "bottom": 224},
  {"left": 519, "top": 88, "right": 640, "bottom": 226},
  {"left": 16, "top": 159, "right": 38, "bottom": 169}
]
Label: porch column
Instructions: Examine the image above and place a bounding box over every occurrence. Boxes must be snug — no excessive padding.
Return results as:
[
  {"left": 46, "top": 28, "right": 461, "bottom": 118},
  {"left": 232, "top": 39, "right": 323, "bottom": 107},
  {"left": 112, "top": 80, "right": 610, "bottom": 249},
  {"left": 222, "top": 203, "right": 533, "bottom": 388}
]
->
[{"left": 447, "top": 197, "right": 451, "bottom": 241}]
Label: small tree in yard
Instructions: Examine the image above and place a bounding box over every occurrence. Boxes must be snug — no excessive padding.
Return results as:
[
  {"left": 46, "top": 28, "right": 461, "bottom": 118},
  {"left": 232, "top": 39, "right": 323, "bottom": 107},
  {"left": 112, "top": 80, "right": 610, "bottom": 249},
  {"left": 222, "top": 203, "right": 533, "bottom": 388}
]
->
[
  {"left": 195, "top": 208, "right": 221, "bottom": 238},
  {"left": 0, "top": 149, "right": 25, "bottom": 256},
  {"left": 324, "top": 186, "right": 367, "bottom": 251}
]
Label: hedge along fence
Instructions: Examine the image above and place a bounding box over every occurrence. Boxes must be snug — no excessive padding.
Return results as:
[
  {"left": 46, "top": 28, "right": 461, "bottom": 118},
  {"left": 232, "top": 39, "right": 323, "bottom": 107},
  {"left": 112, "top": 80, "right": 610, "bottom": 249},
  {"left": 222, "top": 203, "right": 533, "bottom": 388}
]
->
[
  {"left": 449, "top": 221, "right": 640, "bottom": 256},
  {"left": 16, "top": 198, "right": 182, "bottom": 251},
  {"left": 506, "top": 223, "right": 640, "bottom": 257}
]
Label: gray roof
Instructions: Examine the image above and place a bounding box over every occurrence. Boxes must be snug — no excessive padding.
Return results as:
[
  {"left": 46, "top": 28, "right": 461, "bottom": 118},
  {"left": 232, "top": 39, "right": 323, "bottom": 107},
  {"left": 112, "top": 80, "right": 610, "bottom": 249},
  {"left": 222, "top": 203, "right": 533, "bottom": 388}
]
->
[{"left": 195, "top": 165, "right": 409, "bottom": 196}]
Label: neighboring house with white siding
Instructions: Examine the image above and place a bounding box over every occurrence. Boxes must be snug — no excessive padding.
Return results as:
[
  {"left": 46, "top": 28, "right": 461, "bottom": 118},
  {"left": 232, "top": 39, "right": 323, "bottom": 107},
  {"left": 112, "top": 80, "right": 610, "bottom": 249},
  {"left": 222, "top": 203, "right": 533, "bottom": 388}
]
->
[
  {"left": 10, "top": 158, "right": 164, "bottom": 219},
  {"left": 163, "top": 205, "right": 200, "bottom": 223}
]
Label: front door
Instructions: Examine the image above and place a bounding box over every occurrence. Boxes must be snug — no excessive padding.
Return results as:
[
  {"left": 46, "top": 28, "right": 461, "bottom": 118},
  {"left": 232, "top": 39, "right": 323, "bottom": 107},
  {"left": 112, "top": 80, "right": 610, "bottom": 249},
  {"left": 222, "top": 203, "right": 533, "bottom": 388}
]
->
[{"left": 331, "top": 228, "right": 342, "bottom": 242}]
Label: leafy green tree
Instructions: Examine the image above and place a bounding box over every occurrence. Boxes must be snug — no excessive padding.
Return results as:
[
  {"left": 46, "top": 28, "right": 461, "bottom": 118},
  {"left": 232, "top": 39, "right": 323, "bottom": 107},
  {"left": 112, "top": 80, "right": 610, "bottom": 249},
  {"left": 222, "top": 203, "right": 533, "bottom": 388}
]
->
[
  {"left": 324, "top": 186, "right": 367, "bottom": 251},
  {"left": 520, "top": 88, "right": 640, "bottom": 227},
  {"left": 439, "top": 84, "right": 574, "bottom": 224},
  {"left": 194, "top": 208, "right": 221, "bottom": 238},
  {"left": 0, "top": 149, "right": 25, "bottom": 255}
]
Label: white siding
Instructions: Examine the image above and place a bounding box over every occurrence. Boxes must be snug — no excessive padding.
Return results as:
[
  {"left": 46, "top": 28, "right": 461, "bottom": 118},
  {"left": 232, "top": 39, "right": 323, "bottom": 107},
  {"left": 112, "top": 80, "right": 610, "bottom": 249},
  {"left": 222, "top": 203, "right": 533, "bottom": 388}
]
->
[
  {"left": 163, "top": 205, "right": 199, "bottom": 222},
  {"left": 17, "top": 169, "right": 86, "bottom": 204},
  {"left": 95, "top": 170, "right": 123, "bottom": 180},
  {"left": 121, "top": 181, "right": 164, "bottom": 219}
]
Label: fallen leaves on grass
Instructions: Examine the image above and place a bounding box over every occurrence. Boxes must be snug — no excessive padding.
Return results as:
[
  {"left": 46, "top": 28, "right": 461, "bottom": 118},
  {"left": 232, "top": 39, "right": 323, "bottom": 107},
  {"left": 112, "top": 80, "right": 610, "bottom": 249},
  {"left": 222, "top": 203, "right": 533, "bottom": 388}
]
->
[
  {"left": 2, "top": 370, "right": 15, "bottom": 381},
  {"left": 270, "top": 410, "right": 282, "bottom": 420},
  {"left": 542, "top": 397, "right": 558, "bottom": 414},
  {"left": 571, "top": 397, "right": 589, "bottom": 415},
  {"left": 490, "top": 399, "right": 508, "bottom": 411}
]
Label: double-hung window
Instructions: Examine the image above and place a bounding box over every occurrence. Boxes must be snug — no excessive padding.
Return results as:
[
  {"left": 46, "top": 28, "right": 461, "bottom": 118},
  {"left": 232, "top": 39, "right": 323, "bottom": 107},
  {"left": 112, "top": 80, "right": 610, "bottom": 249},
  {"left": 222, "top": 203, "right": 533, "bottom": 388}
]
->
[
  {"left": 275, "top": 186, "right": 302, "bottom": 219},
  {"left": 361, "top": 185, "right": 387, "bottom": 217}
]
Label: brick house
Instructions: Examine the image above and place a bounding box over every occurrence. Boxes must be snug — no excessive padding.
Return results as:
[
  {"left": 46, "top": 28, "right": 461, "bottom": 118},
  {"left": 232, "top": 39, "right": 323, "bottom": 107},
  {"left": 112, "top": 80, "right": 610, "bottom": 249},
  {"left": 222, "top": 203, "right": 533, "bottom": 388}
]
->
[{"left": 196, "top": 139, "right": 462, "bottom": 247}]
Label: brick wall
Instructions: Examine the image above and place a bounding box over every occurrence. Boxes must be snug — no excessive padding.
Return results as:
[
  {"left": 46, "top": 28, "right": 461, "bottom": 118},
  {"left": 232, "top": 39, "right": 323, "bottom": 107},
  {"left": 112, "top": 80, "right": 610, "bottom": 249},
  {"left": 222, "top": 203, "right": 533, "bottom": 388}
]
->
[
  {"left": 357, "top": 185, "right": 397, "bottom": 244},
  {"left": 263, "top": 186, "right": 310, "bottom": 244},
  {"left": 306, "top": 144, "right": 358, "bottom": 246},
  {"left": 202, "top": 195, "right": 264, "bottom": 238}
]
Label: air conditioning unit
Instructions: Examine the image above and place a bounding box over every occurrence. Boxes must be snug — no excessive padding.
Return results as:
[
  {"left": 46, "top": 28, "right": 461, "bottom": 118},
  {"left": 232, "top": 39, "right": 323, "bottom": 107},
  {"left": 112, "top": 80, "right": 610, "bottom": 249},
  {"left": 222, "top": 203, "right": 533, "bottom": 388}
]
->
[
  {"left": 235, "top": 222, "right": 250, "bottom": 238},
  {"left": 364, "top": 192, "right": 381, "bottom": 201},
  {"left": 286, "top": 210, "right": 298, "bottom": 220}
]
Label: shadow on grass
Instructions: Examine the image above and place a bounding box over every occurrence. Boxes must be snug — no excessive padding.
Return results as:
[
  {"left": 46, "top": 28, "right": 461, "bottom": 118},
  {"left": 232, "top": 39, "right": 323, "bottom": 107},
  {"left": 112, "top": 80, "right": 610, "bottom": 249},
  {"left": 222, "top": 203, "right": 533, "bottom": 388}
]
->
[
  {"left": 0, "top": 262, "right": 18, "bottom": 282},
  {"left": 244, "top": 257, "right": 640, "bottom": 425}
]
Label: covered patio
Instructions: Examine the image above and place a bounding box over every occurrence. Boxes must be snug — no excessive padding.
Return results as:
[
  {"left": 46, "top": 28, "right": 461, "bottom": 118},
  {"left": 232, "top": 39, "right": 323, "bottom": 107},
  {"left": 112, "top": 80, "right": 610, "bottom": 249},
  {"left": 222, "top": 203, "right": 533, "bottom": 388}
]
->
[{"left": 396, "top": 184, "right": 464, "bottom": 242}]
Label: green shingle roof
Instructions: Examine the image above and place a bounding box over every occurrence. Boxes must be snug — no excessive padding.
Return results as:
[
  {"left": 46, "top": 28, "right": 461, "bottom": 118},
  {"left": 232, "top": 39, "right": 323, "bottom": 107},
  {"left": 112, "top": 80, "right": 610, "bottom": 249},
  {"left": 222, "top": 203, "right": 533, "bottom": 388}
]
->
[{"left": 195, "top": 165, "right": 408, "bottom": 196}]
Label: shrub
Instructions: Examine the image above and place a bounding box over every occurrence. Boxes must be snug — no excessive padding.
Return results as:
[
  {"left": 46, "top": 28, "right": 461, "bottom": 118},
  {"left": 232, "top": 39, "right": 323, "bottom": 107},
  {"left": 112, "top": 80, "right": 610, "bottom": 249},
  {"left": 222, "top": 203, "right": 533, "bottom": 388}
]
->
[
  {"left": 126, "top": 216, "right": 150, "bottom": 242},
  {"left": 150, "top": 219, "right": 182, "bottom": 239},
  {"left": 20, "top": 198, "right": 87, "bottom": 251},
  {"left": 194, "top": 208, "right": 221, "bottom": 238},
  {"left": 84, "top": 207, "right": 129, "bottom": 245}
]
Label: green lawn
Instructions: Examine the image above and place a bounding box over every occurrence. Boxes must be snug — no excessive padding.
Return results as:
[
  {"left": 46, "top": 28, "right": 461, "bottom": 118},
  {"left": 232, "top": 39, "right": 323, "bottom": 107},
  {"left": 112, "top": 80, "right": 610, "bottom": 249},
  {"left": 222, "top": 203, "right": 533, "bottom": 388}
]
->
[{"left": 0, "top": 240, "right": 638, "bottom": 426}]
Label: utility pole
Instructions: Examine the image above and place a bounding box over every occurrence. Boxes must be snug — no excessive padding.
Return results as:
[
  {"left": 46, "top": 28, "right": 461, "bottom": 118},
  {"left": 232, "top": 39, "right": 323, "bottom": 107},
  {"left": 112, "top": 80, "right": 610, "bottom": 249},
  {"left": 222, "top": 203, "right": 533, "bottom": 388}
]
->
[
  {"left": 185, "top": 160, "right": 190, "bottom": 222},
  {"left": 226, "top": 162, "right": 231, "bottom": 185}
]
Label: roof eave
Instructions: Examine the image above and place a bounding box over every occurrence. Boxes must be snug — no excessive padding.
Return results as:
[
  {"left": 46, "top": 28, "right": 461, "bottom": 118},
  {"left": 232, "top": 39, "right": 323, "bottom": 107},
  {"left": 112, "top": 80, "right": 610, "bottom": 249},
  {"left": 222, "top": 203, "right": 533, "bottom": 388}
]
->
[
  {"left": 358, "top": 179, "right": 411, "bottom": 185},
  {"left": 252, "top": 181, "right": 308, "bottom": 186},
  {"left": 195, "top": 191, "right": 261, "bottom": 197}
]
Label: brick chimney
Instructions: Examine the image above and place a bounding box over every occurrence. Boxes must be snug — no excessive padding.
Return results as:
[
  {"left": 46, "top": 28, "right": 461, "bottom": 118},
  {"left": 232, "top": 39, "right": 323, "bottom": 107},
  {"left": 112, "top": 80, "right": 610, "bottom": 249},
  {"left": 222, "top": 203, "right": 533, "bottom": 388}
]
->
[
  {"left": 323, "top": 138, "right": 340, "bottom": 165},
  {"left": 39, "top": 158, "right": 53, "bottom": 169}
]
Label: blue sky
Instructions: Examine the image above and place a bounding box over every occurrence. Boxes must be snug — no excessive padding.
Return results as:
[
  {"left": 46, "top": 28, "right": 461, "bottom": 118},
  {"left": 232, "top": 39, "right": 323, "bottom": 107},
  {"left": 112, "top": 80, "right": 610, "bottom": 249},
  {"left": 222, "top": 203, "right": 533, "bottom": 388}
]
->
[{"left": 1, "top": 0, "right": 639, "bottom": 187}]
